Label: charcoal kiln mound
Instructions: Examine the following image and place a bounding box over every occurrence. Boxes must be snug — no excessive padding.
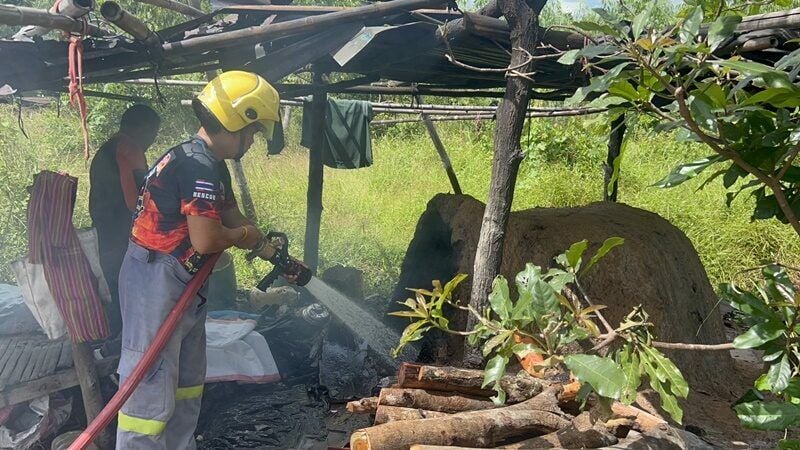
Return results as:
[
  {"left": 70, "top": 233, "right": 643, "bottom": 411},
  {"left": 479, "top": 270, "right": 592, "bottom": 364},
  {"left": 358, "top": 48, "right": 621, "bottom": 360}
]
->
[{"left": 391, "top": 194, "right": 736, "bottom": 397}]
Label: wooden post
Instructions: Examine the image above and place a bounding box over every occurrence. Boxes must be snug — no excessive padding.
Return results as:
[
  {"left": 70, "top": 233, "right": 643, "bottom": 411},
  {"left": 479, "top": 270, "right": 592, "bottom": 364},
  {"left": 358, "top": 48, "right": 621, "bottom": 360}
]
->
[
  {"left": 71, "top": 342, "right": 112, "bottom": 449},
  {"left": 604, "top": 114, "right": 626, "bottom": 202},
  {"left": 304, "top": 68, "right": 327, "bottom": 272},
  {"left": 282, "top": 106, "right": 292, "bottom": 133},
  {"left": 416, "top": 95, "right": 462, "bottom": 195},
  {"left": 229, "top": 161, "right": 258, "bottom": 222},
  {"left": 465, "top": 0, "right": 546, "bottom": 366}
]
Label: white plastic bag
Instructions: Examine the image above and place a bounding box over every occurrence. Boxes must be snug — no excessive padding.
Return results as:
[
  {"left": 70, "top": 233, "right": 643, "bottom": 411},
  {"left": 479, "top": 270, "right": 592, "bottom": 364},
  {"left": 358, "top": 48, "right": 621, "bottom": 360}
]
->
[{"left": 9, "top": 227, "right": 111, "bottom": 340}]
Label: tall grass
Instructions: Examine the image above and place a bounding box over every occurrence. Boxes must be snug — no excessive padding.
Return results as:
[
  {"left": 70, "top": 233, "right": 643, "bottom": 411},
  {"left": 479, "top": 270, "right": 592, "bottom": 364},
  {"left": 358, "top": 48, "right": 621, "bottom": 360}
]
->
[{"left": 1, "top": 103, "right": 798, "bottom": 297}]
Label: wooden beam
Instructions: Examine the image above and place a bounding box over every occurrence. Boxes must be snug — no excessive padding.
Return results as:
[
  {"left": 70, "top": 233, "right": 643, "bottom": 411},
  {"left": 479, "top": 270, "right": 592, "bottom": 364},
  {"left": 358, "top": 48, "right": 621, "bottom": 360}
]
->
[
  {"left": 0, "top": 356, "right": 118, "bottom": 409},
  {"left": 304, "top": 68, "right": 327, "bottom": 273},
  {"left": 0, "top": 4, "right": 110, "bottom": 37},
  {"left": 162, "top": 0, "right": 451, "bottom": 56},
  {"left": 416, "top": 95, "right": 462, "bottom": 195},
  {"left": 72, "top": 342, "right": 112, "bottom": 449},
  {"left": 604, "top": 114, "right": 626, "bottom": 202},
  {"left": 466, "top": 0, "right": 546, "bottom": 366}
]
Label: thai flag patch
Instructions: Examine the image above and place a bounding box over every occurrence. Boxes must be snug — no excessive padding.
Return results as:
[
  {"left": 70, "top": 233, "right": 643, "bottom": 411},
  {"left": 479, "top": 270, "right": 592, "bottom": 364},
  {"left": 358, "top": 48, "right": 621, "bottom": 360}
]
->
[
  {"left": 193, "top": 179, "right": 218, "bottom": 200},
  {"left": 195, "top": 179, "right": 217, "bottom": 193}
]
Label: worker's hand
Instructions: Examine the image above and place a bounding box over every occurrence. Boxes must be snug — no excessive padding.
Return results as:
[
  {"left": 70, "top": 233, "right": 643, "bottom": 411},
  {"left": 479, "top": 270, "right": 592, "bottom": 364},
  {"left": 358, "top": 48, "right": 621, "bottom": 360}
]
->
[
  {"left": 235, "top": 225, "right": 262, "bottom": 250},
  {"left": 254, "top": 235, "right": 285, "bottom": 261}
]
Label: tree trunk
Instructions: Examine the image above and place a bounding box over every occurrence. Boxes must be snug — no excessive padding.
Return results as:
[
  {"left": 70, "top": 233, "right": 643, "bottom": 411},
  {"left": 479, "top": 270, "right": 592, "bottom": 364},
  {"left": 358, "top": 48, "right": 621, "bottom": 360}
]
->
[
  {"left": 398, "top": 363, "right": 546, "bottom": 403},
  {"left": 603, "top": 114, "right": 626, "bottom": 202},
  {"left": 351, "top": 408, "right": 569, "bottom": 449},
  {"left": 465, "top": 0, "right": 547, "bottom": 367},
  {"left": 378, "top": 388, "right": 495, "bottom": 413},
  {"left": 374, "top": 405, "right": 450, "bottom": 424}
]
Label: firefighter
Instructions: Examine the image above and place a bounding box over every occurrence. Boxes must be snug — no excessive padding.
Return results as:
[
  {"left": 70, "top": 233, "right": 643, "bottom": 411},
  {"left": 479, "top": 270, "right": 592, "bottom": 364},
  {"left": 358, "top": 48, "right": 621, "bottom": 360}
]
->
[{"left": 116, "top": 71, "right": 280, "bottom": 449}]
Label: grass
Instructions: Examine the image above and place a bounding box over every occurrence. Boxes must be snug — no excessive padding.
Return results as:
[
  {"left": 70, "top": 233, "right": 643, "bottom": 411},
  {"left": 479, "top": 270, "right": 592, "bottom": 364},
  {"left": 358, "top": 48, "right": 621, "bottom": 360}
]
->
[{"left": 1, "top": 102, "right": 798, "bottom": 297}]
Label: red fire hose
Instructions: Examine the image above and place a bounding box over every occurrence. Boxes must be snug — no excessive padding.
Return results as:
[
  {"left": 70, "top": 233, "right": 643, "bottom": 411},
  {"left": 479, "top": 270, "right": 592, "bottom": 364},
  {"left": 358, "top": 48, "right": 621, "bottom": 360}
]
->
[{"left": 68, "top": 252, "right": 221, "bottom": 450}]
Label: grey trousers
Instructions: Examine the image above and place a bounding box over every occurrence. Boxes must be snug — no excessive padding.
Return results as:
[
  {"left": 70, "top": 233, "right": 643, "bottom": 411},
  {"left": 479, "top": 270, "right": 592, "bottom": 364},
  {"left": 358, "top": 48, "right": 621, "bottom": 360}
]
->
[{"left": 116, "top": 241, "right": 207, "bottom": 450}]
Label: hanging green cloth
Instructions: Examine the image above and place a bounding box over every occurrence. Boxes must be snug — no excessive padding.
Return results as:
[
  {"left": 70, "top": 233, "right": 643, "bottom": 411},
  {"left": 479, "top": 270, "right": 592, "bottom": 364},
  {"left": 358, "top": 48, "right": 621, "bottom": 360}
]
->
[{"left": 301, "top": 97, "right": 374, "bottom": 169}]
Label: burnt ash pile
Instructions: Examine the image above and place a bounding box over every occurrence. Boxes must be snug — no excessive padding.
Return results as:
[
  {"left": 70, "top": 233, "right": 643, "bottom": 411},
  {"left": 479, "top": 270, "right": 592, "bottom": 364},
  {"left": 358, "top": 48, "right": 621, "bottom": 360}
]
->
[
  {"left": 196, "top": 382, "right": 371, "bottom": 449},
  {"left": 195, "top": 278, "right": 390, "bottom": 449}
]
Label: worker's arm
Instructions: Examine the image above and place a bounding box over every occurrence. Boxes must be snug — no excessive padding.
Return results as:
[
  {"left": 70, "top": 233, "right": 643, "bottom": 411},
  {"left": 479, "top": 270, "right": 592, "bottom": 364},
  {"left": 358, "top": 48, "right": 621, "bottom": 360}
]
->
[
  {"left": 179, "top": 160, "right": 259, "bottom": 254},
  {"left": 221, "top": 206, "right": 254, "bottom": 229},
  {"left": 186, "top": 215, "right": 259, "bottom": 254},
  {"left": 116, "top": 139, "right": 148, "bottom": 211}
]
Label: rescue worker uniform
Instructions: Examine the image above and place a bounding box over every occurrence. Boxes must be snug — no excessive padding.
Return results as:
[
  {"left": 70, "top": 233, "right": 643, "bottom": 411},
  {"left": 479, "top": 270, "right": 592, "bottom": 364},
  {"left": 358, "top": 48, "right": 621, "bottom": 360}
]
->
[
  {"left": 89, "top": 133, "right": 148, "bottom": 335},
  {"left": 116, "top": 136, "right": 236, "bottom": 449}
]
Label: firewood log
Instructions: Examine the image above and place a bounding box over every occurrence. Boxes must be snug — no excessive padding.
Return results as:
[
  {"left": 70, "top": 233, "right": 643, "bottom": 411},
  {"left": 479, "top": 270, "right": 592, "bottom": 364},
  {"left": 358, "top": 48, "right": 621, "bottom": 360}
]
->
[
  {"left": 378, "top": 388, "right": 495, "bottom": 413},
  {"left": 399, "top": 363, "right": 547, "bottom": 403},
  {"left": 347, "top": 396, "right": 379, "bottom": 414},
  {"left": 374, "top": 405, "right": 450, "bottom": 424},
  {"left": 500, "top": 412, "right": 617, "bottom": 448},
  {"left": 351, "top": 408, "right": 570, "bottom": 449}
]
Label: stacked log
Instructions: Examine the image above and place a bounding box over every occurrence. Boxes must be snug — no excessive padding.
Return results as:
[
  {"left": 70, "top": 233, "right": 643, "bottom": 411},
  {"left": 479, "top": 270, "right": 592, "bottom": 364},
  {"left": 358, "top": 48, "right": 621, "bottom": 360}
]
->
[{"left": 344, "top": 363, "right": 710, "bottom": 450}]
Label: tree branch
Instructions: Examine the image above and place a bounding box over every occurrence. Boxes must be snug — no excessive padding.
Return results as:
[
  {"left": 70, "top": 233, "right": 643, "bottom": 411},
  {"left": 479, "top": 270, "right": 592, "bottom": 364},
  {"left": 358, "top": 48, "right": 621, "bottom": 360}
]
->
[{"left": 674, "top": 86, "right": 800, "bottom": 237}]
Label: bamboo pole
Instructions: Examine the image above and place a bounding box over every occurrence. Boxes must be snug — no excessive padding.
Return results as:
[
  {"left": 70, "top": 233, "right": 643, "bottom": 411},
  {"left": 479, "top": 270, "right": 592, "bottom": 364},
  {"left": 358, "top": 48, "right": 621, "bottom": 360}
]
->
[
  {"left": 161, "top": 0, "right": 451, "bottom": 56},
  {"left": 417, "top": 95, "right": 463, "bottom": 195},
  {"left": 138, "top": 0, "right": 205, "bottom": 18},
  {"left": 100, "top": 2, "right": 160, "bottom": 48},
  {"left": 0, "top": 4, "right": 109, "bottom": 36}
]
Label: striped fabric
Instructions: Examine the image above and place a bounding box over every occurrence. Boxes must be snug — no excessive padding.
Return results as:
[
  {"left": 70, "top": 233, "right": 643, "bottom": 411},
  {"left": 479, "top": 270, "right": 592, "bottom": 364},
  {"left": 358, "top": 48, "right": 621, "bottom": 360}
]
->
[{"left": 28, "top": 171, "right": 110, "bottom": 343}]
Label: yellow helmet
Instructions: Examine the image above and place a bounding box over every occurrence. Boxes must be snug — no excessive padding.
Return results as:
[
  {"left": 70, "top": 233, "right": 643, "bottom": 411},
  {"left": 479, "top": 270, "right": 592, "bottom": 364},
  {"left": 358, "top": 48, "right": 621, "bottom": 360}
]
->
[{"left": 195, "top": 71, "right": 280, "bottom": 139}]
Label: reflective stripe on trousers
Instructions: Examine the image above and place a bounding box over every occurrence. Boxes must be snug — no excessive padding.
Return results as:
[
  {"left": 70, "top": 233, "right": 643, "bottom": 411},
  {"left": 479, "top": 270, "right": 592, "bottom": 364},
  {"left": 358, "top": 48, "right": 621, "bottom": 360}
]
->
[{"left": 116, "top": 241, "right": 207, "bottom": 450}]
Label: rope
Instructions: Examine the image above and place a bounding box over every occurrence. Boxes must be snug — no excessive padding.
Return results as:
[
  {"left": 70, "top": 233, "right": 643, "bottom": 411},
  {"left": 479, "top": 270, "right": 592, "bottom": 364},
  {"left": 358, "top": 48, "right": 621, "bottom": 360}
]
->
[{"left": 67, "top": 18, "right": 91, "bottom": 160}]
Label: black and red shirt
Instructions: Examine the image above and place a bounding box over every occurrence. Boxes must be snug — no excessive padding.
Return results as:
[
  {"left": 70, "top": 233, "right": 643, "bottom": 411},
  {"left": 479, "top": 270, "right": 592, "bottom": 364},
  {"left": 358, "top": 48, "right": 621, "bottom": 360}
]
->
[{"left": 131, "top": 137, "right": 236, "bottom": 273}]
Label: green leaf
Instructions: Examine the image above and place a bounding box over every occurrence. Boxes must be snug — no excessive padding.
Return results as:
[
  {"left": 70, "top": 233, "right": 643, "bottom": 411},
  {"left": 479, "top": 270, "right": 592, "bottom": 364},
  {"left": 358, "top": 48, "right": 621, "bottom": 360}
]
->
[
  {"left": 721, "top": 283, "right": 780, "bottom": 320},
  {"left": 513, "top": 263, "right": 542, "bottom": 320},
  {"left": 543, "top": 268, "right": 574, "bottom": 293},
  {"left": 642, "top": 356, "right": 684, "bottom": 423},
  {"left": 733, "top": 321, "right": 785, "bottom": 349},
  {"left": 707, "top": 15, "right": 742, "bottom": 51},
  {"left": 653, "top": 156, "right": 724, "bottom": 188},
  {"left": 489, "top": 276, "right": 512, "bottom": 321},
  {"left": 716, "top": 59, "right": 774, "bottom": 76},
  {"left": 565, "top": 240, "right": 588, "bottom": 271},
  {"left": 755, "top": 373, "right": 772, "bottom": 392},
  {"left": 483, "top": 353, "right": 509, "bottom": 405},
  {"left": 581, "top": 237, "right": 625, "bottom": 275},
  {"left": 679, "top": 6, "right": 703, "bottom": 44},
  {"left": 631, "top": 1, "right": 654, "bottom": 39},
  {"left": 483, "top": 353, "right": 509, "bottom": 388},
  {"left": 767, "top": 353, "right": 792, "bottom": 394},
  {"left": 531, "top": 278, "right": 560, "bottom": 323},
  {"left": 642, "top": 346, "right": 689, "bottom": 398},
  {"left": 483, "top": 330, "right": 513, "bottom": 357},
  {"left": 618, "top": 345, "right": 641, "bottom": 405},
  {"left": 564, "top": 354, "right": 626, "bottom": 400},
  {"left": 735, "top": 401, "right": 800, "bottom": 430}
]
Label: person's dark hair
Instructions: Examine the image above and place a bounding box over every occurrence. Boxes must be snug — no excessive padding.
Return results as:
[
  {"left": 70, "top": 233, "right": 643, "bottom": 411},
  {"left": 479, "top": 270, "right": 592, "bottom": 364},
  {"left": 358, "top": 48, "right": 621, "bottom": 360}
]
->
[
  {"left": 191, "top": 98, "right": 224, "bottom": 134},
  {"left": 120, "top": 104, "right": 160, "bottom": 131}
]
